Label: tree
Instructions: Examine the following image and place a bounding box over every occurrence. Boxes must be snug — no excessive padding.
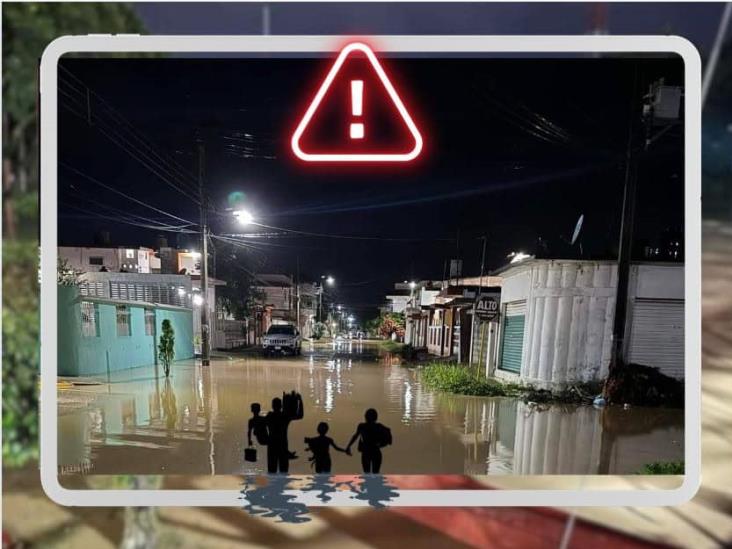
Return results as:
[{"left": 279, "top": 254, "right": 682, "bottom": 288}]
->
[
  {"left": 3, "top": 3, "right": 148, "bottom": 239},
  {"left": 57, "top": 258, "right": 82, "bottom": 286},
  {"left": 311, "top": 321, "right": 326, "bottom": 340},
  {"left": 367, "top": 312, "right": 406, "bottom": 339},
  {"left": 158, "top": 320, "right": 175, "bottom": 378},
  {"left": 2, "top": 2, "right": 149, "bottom": 471},
  {"left": 215, "top": 247, "right": 266, "bottom": 320}
]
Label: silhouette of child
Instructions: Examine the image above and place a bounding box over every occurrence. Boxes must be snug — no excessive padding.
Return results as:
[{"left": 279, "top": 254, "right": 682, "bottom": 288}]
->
[
  {"left": 305, "top": 422, "right": 347, "bottom": 474},
  {"left": 247, "top": 403, "right": 268, "bottom": 447}
]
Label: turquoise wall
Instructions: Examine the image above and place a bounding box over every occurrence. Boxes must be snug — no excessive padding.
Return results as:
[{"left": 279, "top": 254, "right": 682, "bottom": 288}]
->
[{"left": 58, "top": 286, "right": 194, "bottom": 377}]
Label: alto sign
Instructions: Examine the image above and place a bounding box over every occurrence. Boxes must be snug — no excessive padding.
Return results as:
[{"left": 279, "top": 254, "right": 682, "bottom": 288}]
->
[{"left": 475, "top": 295, "right": 499, "bottom": 320}]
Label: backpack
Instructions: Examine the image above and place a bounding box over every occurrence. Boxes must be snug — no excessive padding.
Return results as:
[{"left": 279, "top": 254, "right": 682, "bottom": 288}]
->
[{"left": 378, "top": 424, "right": 392, "bottom": 447}]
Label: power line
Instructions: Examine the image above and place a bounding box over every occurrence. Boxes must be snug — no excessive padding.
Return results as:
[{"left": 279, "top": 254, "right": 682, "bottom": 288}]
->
[
  {"left": 58, "top": 73, "right": 201, "bottom": 203},
  {"left": 63, "top": 181, "right": 197, "bottom": 231},
  {"left": 58, "top": 86, "right": 201, "bottom": 204},
  {"left": 59, "top": 66, "right": 201, "bottom": 191},
  {"left": 253, "top": 222, "right": 454, "bottom": 242},
  {"left": 60, "top": 202, "right": 197, "bottom": 234},
  {"left": 59, "top": 162, "right": 197, "bottom": 227}
]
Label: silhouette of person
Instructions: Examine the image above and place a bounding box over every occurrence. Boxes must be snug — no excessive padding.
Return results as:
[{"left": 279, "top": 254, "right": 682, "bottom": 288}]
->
[
  {"left": 346, "top": 408, "right": 392, "bottom": 474},
  {"left": 247, "top": 403, "right": 268, "bottom": 447},
  {"left": 304, "top": 422, "right": 347, "bottom": 473},
  {"left": 265, "top": 393, "right": 303, "bottom": 473}
]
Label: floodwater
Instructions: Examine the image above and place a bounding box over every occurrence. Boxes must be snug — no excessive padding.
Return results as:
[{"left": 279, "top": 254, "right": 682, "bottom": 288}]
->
[{"left": 58, "top": 340, "right": 684, "bottom": 476}]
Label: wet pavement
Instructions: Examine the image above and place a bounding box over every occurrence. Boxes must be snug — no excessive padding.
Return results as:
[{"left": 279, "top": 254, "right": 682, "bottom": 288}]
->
[{"left": 58, "top": 340, "right": 683, "bottom": 476}]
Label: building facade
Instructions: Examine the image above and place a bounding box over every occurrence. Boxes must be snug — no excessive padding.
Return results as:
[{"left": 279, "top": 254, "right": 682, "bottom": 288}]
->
[
  {"left": 58, "top": 285, "right": 194, "bottom": 377},
  {"left": 492, "top": 259, "right": 684, "bottom": 389},
  {"left": 250, "top": 274, "right": 320, "bottom": 340}
]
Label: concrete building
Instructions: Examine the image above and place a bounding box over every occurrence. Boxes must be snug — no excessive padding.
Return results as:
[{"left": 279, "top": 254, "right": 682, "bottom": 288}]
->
[
  {"left": 58, "top": 284, "right": 194, "bottom": 377},
  {"left": 422, "top": 276, "right": 502, "bottom": 360},
  {"left": 385, "top": 294, "right": 410, "bottom": 314},
  {"left": 59, "top": 246, "right": 161, "bottom": 274},
  {"left": 404, "top": 281, "right": 442, "bottom": 347},
  {"left": 251, "top": 274, "right": 320, "bottom": 339},
  {"left": 492, "top": 259, "right": 684, "bottom": 389},
  {"left": 74, "top": 271, "right": 229, "bottom": 354}
]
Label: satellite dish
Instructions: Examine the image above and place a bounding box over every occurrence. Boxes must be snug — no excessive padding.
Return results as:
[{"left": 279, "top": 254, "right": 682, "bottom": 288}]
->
[{"left": 571, "top": 214, "right": 584, "bottom": 246}]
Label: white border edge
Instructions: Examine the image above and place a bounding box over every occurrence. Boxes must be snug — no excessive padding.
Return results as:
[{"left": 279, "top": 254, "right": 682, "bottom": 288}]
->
[{"left": 39, "top": 34, "right": 702, "bottom": 508}]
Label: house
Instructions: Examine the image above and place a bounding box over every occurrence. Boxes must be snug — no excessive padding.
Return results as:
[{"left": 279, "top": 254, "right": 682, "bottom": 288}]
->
[
  {"left": 424, "top": 276, "right": 502, "bottom": 360},
  {"left": 491, "top": 259, "right": 684, "bottom": 390},
  {"left": 59, "top": 245, "right": 160, "bottom": 274},
  {"left": 404, "top": 281, "right": 442, "bottom": 348},
  {"left": 250, "top": 274, "right": 320, "bottom": 339},
  {"left": 58, "top": 279, "right": 194, "bottom": 377}
]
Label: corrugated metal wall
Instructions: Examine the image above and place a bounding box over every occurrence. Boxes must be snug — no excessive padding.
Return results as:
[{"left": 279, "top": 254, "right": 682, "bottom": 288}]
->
[
  {"left": 521, "top": 262, "right": 617, "bottom": 387},
  {"left": 628, "top": 298, "right": 685, "bottom": 378}
]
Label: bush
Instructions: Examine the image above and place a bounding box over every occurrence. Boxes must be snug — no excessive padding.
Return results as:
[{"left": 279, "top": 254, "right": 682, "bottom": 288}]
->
[
  {"left": 604, "top": 362, "right": 684, "bottom": 408},
  {"left": 420, "top": 363, "right": 522, "bottom": 397},
  {"left": 2, "top": 241, "right": 40, "bottom": 466},
  {"left": 638, "top": 461, "right": 685, "bottom": 475}
]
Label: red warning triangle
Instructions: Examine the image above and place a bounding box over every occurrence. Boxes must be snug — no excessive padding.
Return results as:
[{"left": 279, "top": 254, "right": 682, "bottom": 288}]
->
[{"left": 291, "top": 42, "right": 423, "bottom": 162}]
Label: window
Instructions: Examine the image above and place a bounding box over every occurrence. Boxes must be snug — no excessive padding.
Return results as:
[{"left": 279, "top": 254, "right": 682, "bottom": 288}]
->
[
  {"left": 126, "top": 249, "right": 135, "bottom": 259},
  {"left": 80, "top": 302, "right": 99, "bottom": 337},
  {"left": 144, "top": 309, "right": 155, "bottom": 336},
  {"left": 89, "top": 256, "right": 104, "bottom": 266},
  {"left": 116, "top": 305, "right": 131, "bottom": 336}
]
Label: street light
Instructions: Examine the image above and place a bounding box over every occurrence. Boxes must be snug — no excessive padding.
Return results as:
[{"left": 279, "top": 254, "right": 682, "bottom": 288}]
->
[
  {"left": 233, "top": 208, "right": 254, "bottom": 225},
  {"left": 318, "top": 275, "right": 335, "bottom": 324},
  {"left": 409, "top": 281, "right": 416, "bottom": 290}
]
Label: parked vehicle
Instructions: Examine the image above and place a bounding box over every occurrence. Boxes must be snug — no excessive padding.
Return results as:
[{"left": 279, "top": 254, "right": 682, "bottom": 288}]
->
[{"left": 262, "top": 324, "right": 302, "bottom": 356}]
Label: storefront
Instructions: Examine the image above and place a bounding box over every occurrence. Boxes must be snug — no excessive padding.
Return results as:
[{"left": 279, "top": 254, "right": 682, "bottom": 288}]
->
[{"left": 493, "top": 259, "right": 684, "bottom": 389}]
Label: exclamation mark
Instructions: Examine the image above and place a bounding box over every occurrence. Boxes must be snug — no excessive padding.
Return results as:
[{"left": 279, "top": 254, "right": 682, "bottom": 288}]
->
[{"left": 350, "top": 80, "right": 364, "bottom": 139}]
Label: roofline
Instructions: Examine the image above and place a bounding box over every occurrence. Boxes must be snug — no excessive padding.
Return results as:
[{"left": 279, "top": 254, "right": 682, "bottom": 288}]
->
[{"left": 491, "top": 257, "right": 685, "bottom": 276}]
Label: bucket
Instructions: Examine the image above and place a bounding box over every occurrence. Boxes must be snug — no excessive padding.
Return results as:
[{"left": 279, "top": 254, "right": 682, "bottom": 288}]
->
[{"left": 244, "top": 447, "right": 257, "bottom": 462}]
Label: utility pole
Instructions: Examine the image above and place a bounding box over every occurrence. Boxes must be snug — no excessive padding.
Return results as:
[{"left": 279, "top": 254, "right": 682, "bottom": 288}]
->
[
  {"left": 610, "top": 66, "right": 640, "bottom": 374},
  {"left": 296, "top": 256, "right": 300, "bottom": 330},
  {"left": 609, "top": 72, "right": 681, "bottom": 374},
  {"left": 478, "top": 235, "right": 488, "bottom": 291},
  {"left": 198, "top": 140, "right": 211, "bottom": 366}
]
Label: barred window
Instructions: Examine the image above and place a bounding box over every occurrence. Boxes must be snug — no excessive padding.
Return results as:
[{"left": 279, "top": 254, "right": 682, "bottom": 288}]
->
[
  {"left": 80, "top": 302, "right": 99, "bottom": 337},
  {"left": 144, "top": 309, "right": 155, "bottom": 336},
  {"left": 116, "top": 305, "right": 131, "bottom": 336}
]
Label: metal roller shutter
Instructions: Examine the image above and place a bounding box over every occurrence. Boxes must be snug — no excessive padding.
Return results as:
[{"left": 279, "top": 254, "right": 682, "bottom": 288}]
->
[
  {"left": 499, "top": 301, "right": 526, "bottom": 374},
  {"left": 628, "top": 299, "right": 684, "bottom": 379}
]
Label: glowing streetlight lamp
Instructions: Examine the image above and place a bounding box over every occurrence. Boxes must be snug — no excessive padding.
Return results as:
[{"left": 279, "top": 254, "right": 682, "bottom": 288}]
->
[{"left": 233, "top": 209, "right": 254, "bottom": 225}]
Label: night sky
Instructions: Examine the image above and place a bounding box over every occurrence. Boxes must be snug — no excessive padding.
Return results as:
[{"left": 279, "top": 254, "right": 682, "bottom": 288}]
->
[{"left": 58, "top": 53, "right": 684, "bottom": 315}]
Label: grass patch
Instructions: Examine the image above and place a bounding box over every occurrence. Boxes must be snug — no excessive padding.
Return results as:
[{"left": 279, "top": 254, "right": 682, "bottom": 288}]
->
[
  {"left": 638, "top": 461, "right": 685, "bottom": 475},
  {"left": 378, "top": 340, "right": 405, "bottom": 353},
  {"left": 420, "top": 363, "right": 523, "bottom": 397}
]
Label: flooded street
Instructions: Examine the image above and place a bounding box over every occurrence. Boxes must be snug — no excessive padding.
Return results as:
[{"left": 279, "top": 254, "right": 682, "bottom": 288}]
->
[{"left": 58, "top": 341, "right": 683, "bottom": 476}]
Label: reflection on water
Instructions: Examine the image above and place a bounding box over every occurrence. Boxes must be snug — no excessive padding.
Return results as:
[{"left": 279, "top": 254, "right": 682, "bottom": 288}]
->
[
  {"left": 239, "top": 474, "right": 400, "bottom": 522},
  {"left": 240, "top": 475, "right": 311, "bottom": 523},
  {"left": 348, "top": 474, "right": 400, "bottom": 508},
  {"left": 58, "top": 342, "right": 683, "bottom": 476}
]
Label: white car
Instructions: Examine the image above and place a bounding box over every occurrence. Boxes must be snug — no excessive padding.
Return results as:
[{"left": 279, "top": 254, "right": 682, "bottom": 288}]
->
[{"left": 262, "top": 324, "right": 302, "bottom": 356}]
